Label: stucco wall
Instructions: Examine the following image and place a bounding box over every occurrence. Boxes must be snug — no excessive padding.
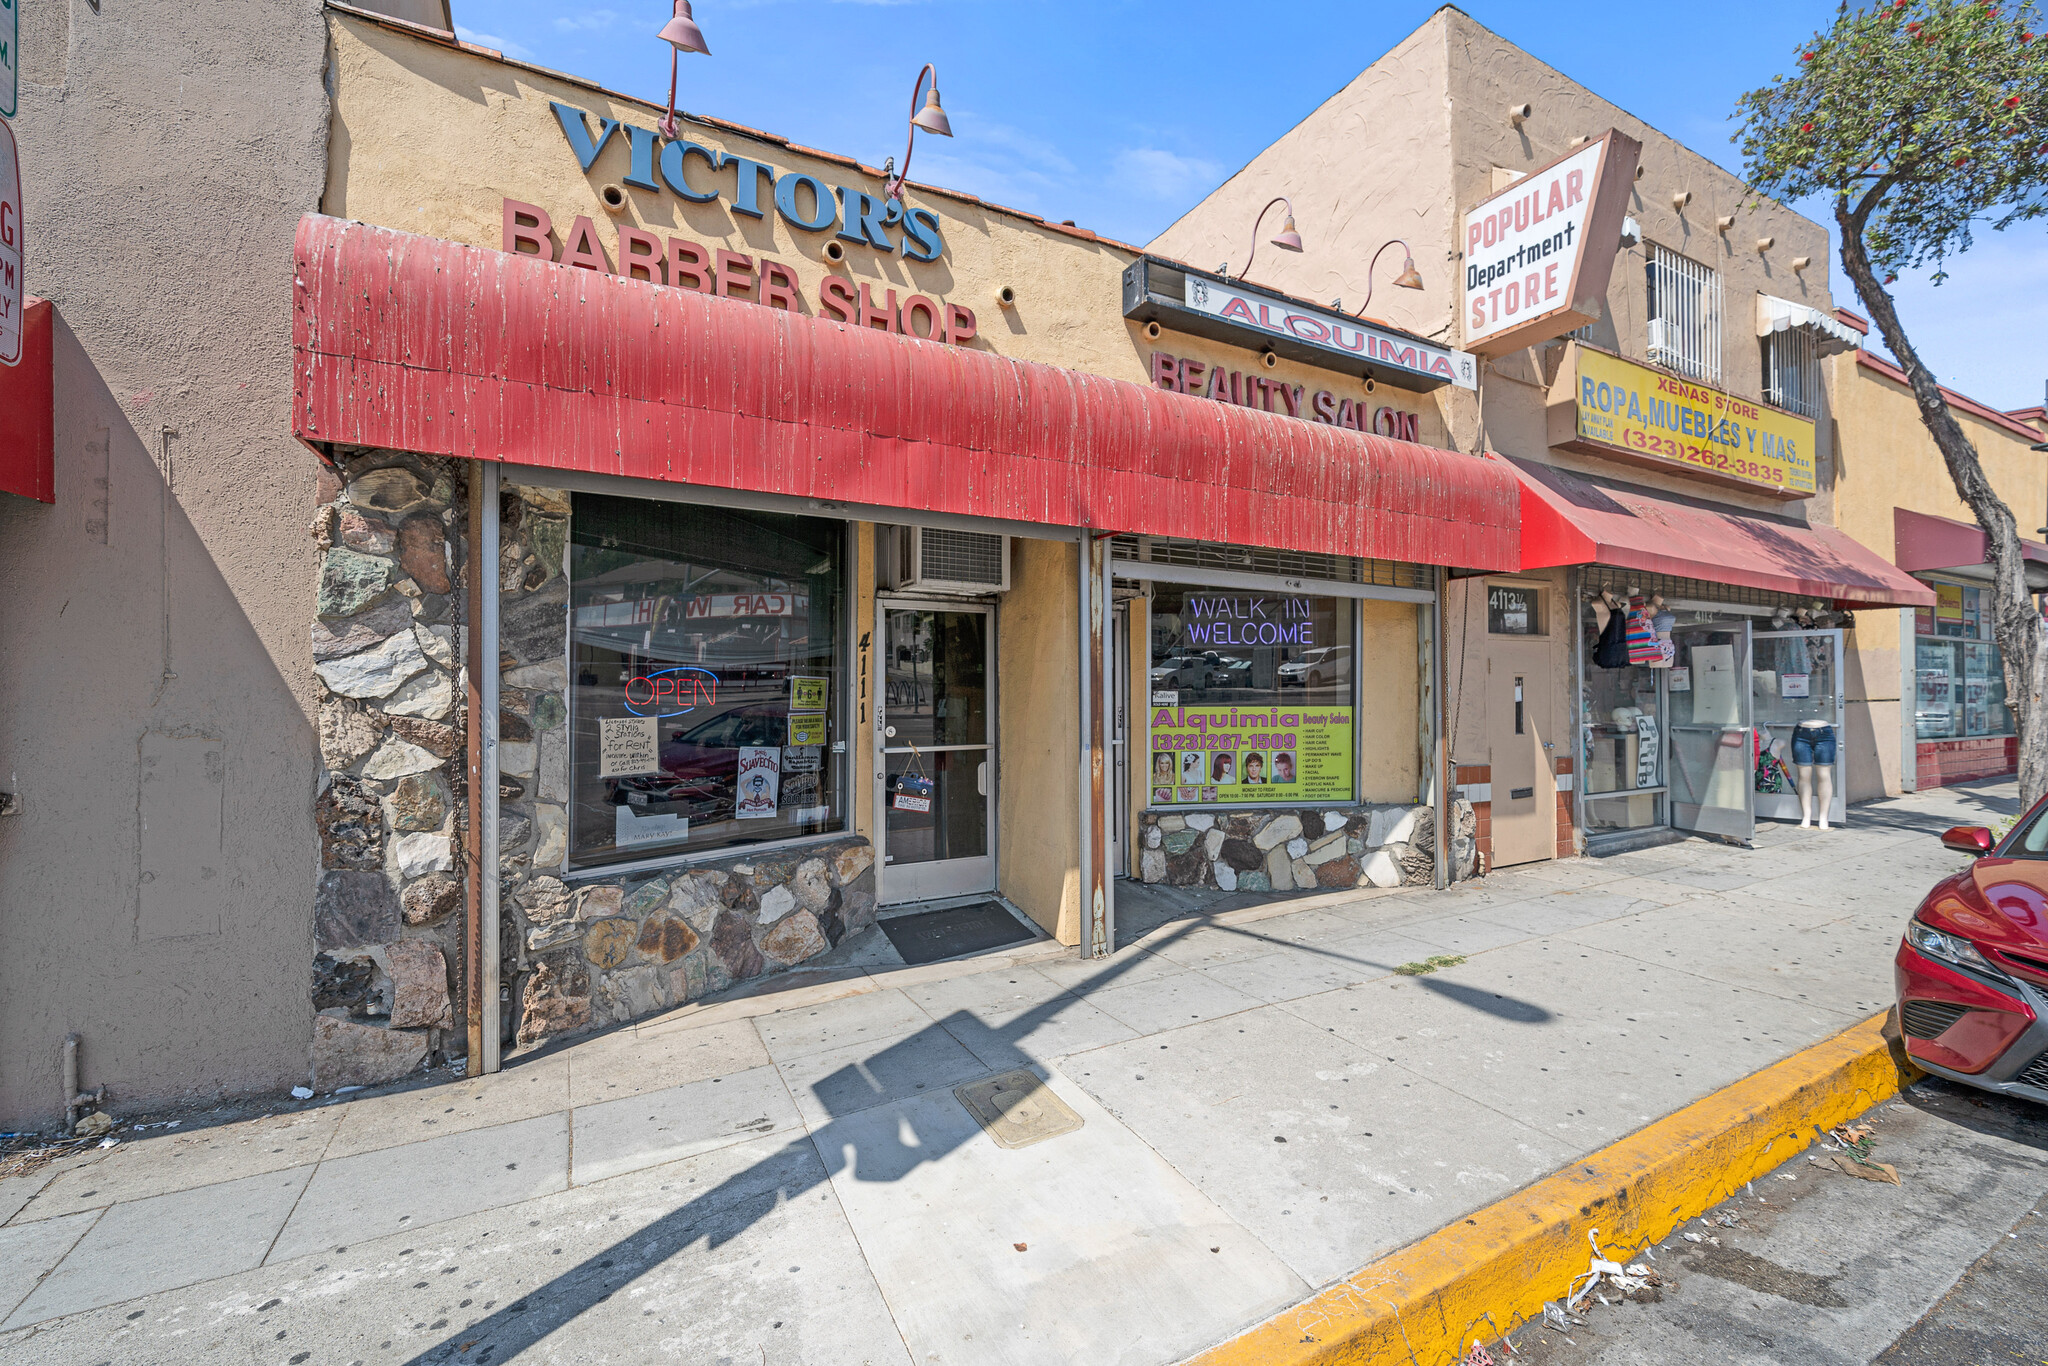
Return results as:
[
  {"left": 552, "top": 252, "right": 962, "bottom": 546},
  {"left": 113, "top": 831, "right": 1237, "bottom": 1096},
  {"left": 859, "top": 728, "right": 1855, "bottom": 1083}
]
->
[
  {"left": 320, "top": 11, "right": 1442, "bottom": 450},
  {"left": 997, "top": 538, "right": 1082, "bottom": 942},
  {"left": 0, "top": 1, "right": 331, "bottom": 1127},
  {"left": 1827, "top": 351, "right": 2047, "bottom": 797}
]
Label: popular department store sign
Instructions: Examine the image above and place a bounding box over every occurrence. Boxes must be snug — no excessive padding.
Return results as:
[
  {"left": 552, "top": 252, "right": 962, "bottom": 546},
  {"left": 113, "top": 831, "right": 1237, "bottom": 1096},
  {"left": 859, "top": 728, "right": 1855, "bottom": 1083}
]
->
[{"left": 1461, "top": 130, "right": 1640, "bottom": 356}]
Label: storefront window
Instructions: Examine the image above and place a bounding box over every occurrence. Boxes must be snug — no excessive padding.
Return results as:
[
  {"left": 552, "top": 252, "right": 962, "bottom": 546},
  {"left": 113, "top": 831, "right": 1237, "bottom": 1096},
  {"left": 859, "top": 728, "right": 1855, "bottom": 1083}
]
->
[
  {"left": 1913, "top": 582, "right": 2013, "bottom": 740},
  {"left": 1145, "top": 586, "right": 1355, "bottom": 806},
  {"left": 1580, "top": 596, "right": 1665, "bottom": 835},
  {"left": 567, "top": 495, "right": 845, "bottom": 868}
]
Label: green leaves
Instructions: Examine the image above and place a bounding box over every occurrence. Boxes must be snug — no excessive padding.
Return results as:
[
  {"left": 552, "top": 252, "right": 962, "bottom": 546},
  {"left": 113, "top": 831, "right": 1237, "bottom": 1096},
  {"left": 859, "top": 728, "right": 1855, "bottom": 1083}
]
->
[{"left": 1736, "top": 0, "right": 2048, "bottom": 273}]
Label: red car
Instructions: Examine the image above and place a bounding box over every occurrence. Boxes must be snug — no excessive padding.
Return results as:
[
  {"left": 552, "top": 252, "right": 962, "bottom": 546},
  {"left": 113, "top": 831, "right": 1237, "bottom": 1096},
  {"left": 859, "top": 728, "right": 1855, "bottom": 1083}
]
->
[{"left": 1893, "top": 809, "right": 2048, "bottom": 1104}]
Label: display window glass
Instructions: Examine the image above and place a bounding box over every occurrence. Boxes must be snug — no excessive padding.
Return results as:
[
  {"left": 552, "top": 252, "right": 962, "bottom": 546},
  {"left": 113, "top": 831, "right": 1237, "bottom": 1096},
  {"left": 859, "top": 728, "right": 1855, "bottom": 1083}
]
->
[
  {"left": 566, "top": 494, "right": 846, "bottom": 868},
  {"left": 1145, "top": 586, "right": 1355, "bottom": 807},
  {"left": 1913, "top": 580, "right": 2013, "bottom": 740},
  {"left": 1579, "top": 596, "right": 1664, "bottom": 833}
]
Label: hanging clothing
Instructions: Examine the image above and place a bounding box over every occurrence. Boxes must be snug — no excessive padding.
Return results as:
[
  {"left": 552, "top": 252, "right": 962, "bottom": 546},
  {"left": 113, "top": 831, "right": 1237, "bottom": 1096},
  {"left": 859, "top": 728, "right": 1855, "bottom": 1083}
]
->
[
  {"left": 1624, "top": 597, "right": 1662, "bottom": 665},
  {"left": 1593, "top": 603, "right": 1631, "bottom": 668}
]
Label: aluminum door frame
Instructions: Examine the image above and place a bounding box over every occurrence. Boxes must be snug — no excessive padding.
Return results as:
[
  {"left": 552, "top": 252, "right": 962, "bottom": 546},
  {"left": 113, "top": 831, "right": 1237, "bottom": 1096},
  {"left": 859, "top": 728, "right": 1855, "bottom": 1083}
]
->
[
  {"left": 1752, "top": 628, "right": 1847, "bottom": 825},
  {"left": 874, "top": 596, "right": 999, "bottom": 905}
]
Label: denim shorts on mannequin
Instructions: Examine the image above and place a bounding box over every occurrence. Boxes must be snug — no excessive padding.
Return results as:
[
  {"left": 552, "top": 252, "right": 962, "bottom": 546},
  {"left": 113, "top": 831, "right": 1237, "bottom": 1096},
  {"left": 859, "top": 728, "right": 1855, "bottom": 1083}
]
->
[{"left": 1791, "top": 724, "right": 1836, "bottom": 766}]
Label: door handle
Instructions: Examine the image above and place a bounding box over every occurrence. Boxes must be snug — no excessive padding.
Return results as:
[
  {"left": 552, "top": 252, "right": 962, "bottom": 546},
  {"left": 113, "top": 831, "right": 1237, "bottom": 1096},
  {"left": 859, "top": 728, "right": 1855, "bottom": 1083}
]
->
[
  {"left": 977, "top": 761, "right": 987, "bottom": 796},
  {"left": 884, "top": 725, "right": 897, "bottom": 738}
]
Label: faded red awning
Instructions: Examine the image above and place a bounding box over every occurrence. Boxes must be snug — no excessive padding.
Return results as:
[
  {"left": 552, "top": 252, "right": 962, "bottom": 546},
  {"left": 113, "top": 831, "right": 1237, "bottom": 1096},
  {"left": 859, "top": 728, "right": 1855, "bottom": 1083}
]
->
[
  {"left": 1895, "top": 507, "right": 2048, "bottom": 589},
  {"left": 1513, "top": 458, "right": 1934, "bottom": 607},
  {"left": 291, "top": 215, "right": 1519, "bottom": 569}
]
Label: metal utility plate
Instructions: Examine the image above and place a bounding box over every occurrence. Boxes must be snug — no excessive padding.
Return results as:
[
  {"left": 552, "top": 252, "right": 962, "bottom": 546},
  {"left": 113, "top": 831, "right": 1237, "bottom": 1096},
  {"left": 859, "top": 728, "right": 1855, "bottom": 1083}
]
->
[
  {"left": 877, "top": 900, "right": 1034, "bottom": 966},
  {"left": 954, "top": 1069, "right": 1085, "bottom": 1150}
]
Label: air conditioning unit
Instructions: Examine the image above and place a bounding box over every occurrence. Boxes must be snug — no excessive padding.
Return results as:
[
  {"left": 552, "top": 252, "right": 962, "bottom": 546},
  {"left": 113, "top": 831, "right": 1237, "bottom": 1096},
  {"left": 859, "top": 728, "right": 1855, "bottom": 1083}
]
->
[
  {"left": 1645, "top": 317, "right": 1676, "bottom": 365},
  {"left": 879, "top": 526, "right": 1010, "bottom": 595}
]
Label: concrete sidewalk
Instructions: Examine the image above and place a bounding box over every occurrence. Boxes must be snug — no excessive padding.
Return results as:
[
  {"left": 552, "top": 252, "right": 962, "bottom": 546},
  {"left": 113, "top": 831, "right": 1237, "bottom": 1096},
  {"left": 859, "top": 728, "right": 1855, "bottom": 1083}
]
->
[{"left": 0, "top": 781, "right": 2017, "bottom": 1365}]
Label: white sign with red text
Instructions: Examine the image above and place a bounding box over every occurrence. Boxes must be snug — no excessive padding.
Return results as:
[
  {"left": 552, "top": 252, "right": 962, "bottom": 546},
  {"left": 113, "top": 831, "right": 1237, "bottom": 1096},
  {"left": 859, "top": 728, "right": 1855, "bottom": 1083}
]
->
[
  {"left": 1461, "top": 130, "right": 1639, "bottom": 356},
  {"left": 1183, "top": 275, "right": 1476, "bottom": 390}
]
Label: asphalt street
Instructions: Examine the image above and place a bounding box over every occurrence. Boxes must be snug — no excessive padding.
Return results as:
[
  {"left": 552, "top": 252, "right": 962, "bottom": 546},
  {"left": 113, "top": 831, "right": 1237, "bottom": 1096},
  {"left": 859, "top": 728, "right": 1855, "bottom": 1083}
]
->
[{"left": 1491, "top": 1078, "right": 2048, "bottom": 1366}]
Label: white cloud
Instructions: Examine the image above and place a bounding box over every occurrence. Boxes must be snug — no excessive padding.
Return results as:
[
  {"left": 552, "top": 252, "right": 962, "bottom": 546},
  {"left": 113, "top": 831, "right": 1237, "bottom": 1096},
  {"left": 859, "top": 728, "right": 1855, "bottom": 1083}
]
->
[
  {"left": 554, "top": 10, "right": 619, "bottom": 32},
  {"left": 1111, "top": 146, "right": 1224, "bottom": 204},
  {"left": 455, "top": 26, "right": 536, "bottom": 61}
]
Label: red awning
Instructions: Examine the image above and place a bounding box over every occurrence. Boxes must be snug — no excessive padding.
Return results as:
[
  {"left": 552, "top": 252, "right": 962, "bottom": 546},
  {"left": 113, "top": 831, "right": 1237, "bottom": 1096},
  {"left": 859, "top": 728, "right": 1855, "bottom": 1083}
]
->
[
  {"left": 1512, "top": 458, "right": 1934, "bottom": 607},
  {"left": 291, "top": 215, "right": 1519, "bottom": 570},
  {"left": 1895, "top": 507, "right": 2048, "bottom": 589}
]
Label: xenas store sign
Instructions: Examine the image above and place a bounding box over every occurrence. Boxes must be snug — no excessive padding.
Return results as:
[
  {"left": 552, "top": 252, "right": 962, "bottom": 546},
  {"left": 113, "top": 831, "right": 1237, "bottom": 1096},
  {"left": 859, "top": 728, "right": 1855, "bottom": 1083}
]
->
[{"left": 1560, "top": 346, "right": 1816, "bottom": 496}]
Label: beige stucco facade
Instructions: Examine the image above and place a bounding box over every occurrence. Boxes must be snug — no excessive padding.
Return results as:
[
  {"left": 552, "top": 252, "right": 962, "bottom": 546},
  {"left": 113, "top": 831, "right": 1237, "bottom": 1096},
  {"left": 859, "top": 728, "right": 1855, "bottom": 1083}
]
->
[
  {"left": 1155, "top": 7, "right": 1860, "bottom": 863},
  {"left": 1828, "top": 349, "right": 2048, "bottom": 799}
]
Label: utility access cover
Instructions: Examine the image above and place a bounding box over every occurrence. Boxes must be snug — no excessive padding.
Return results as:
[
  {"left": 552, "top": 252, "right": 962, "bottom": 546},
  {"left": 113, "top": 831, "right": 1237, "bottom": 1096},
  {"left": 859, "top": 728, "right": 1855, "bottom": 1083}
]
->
[{"left": 955, "top": 1069, "right": 1084, "bottom": 1150}]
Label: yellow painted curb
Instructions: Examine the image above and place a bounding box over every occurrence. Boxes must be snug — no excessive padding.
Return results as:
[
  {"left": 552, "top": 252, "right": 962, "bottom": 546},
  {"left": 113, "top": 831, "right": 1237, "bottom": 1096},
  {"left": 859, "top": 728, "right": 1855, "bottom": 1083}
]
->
[{"left": 1184, "top": 1011, "right": 1916, "bottom": 1366}]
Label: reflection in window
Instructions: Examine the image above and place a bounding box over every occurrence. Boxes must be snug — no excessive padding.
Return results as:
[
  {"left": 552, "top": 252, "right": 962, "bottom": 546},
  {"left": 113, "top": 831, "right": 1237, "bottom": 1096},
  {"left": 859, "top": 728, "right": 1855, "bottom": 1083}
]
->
[
  {"left": 567, "top": 495, "right": 843, "bottom": 868},
  {"left": 1145, "top": 586, "right": 1355, "bottom": 807}
]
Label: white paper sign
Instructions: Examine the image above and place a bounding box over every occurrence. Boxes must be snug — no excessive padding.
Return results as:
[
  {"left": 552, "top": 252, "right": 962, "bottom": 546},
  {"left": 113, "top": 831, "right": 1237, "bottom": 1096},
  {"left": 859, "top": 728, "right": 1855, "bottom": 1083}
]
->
[
  {"left": 1781, "top": 673, "right": 1811, "bottom": 699},
  {"left": 735, "top": 746, "right": 780, "bottom": 818},
  {"left": 615, "top": 804, "right": 687, "bottom": 847},
  {"left": 598, "top": 715, "right": 661, "bottom": 777},
  {"left": 1669, "top": 667, "right": 1691, "bottom": 692}
]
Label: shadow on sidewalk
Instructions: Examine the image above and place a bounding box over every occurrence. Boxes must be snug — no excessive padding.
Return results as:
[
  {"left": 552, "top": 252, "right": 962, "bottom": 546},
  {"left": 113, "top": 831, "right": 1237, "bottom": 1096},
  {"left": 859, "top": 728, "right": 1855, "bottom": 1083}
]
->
[{"left": 400, "top": 907, "right": 1551, "bottom": 1363}]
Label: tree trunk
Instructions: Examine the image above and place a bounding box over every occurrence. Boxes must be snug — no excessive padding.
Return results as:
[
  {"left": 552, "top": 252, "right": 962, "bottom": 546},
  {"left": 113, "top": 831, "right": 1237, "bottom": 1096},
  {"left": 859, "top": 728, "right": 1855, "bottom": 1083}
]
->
[{"left": 1835, "top": 202, "right": 2048, "bottom": 810}]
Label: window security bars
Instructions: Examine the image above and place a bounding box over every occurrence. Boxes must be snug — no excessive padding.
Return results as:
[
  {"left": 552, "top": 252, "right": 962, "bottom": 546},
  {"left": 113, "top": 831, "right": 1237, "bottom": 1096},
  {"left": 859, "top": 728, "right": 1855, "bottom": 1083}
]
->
[
  {"left": 1762, "top": 326, "right": 1820, "bottom": 418},
  {"left": 1645, "top": 244, "right": 1722, "bottom": 385}
]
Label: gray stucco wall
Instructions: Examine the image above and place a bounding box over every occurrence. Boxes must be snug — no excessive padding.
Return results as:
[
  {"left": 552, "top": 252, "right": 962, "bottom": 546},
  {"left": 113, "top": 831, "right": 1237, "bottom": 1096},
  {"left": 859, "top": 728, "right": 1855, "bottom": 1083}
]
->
[{"left": 0, "top": 0, "right": 332, "bottom": 1127}]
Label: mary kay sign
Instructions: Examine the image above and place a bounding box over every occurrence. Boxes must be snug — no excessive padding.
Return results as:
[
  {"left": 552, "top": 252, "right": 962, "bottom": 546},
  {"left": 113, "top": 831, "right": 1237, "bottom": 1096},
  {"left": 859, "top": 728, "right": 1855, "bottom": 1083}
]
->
[
  {"left": 0, "top": 117, "right": 20, "bottom": 368},
  {"left": 1461, "top": 129, "right": 1639, "bottom": 356}
]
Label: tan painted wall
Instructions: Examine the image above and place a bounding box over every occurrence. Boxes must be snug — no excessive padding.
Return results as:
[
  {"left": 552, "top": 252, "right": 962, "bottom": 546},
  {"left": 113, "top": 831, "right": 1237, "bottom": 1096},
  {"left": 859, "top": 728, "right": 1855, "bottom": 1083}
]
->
[
  {"left": 1828, "top": 354, "right": 2047, "bottom": 796},
  {"left": 323, "top": 12, "right": 1443, "bottom": 454},
  {"left": 0, "top": 0, "right": 331, "bottom": 1127},
  {"left": 1150, "top": 9, "right": 1836, "bottom": 525},
  {"left": 997, "top": 538, "right": 1082, "bottom": 942},
  {"left": 1359, "top": 599, "right": 1425, "bottom": 803}
]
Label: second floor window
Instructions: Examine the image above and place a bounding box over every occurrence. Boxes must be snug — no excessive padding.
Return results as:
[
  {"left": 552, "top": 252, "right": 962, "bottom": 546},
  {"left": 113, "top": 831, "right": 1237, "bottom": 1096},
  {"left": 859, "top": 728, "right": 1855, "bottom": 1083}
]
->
[
  {"left": 1762, "top": 327, "right": 1820, "bottom": 418},
  {"left": 1645, "top": 244, "right": 1722, "bottom": 385}
]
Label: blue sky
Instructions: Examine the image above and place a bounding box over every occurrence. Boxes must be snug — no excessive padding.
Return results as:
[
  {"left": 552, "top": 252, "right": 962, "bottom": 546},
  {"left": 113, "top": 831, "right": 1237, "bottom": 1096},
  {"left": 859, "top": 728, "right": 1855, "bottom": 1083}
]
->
[{"left": 455, "top": 0, "right": 2046, "bottom": 413}]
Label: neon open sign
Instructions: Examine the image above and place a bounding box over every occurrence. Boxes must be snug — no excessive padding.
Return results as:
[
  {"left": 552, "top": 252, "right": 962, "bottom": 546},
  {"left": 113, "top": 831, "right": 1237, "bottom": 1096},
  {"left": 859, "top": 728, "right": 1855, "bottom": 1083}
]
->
[{"left": 624, "top": 666, "right": 719, "bottom": 719}]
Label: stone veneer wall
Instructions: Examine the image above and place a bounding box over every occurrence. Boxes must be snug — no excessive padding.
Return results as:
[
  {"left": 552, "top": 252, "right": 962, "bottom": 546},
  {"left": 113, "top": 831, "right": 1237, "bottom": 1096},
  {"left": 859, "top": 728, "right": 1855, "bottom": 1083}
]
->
[
  {"left": 310, "top": 450, "right": 471, "bottom": 1091},
  {"left": 1136, "top": 804, "right": 1468, "bottom": 891},
  {"left": 492, "top": 482, "right": 877, "bottom": 1051}
]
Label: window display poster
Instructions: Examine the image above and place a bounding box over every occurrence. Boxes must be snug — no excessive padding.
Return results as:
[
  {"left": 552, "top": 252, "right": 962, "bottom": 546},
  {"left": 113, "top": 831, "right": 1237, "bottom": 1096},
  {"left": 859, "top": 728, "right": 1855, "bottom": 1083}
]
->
[
  {"left": 1781, "top": 673, "right": 1810, "bottom": 698},
  {"left": 1669, "top": 666, "right": 1691, "bottom": 692},
  {"left": 790, "top": 676, "right": 828, "bottom": 710},
  {"left": 787, "top": 713, "right": 827, "bottom": 747},
  {"left": 598, "top": 715, "right": 662, "bottom": 778},
  {"left": 1148, "top": 705, "right": 1353, "bottom": 804},
  {"left": 735, "top": 746, "right": 780, "bottom": 818},
  {"left": 1690, "top": 644, "right": 1740, "bottom": 724},
  {"left": 616, "top": 803, "right": 687, "bottom": 847},
  {"left": 1634, "top": 714, "right": 1659, "bottom": 788}
]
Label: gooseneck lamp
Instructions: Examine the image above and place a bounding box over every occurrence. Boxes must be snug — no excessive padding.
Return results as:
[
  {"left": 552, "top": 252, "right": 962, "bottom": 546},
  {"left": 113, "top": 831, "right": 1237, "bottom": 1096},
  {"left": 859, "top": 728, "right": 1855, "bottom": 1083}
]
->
[
  {"left": 1355, "top": 239, "right": 1424, "bottom": 318},
  {"left": 1235, "top": 197, "right": 1303, "bottom": 282},
  {"left": 656, "top": 0, "right": 711, "bottom": 141},
  {"left": 885, "top": 64, "right": 952, "bottom": 203}
]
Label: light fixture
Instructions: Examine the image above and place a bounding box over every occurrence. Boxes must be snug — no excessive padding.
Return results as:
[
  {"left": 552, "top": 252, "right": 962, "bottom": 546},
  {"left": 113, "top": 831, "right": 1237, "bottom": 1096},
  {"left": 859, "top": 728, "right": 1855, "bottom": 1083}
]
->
[
  {"left": 1236, "top": 197, "right": 1303, "bottom": 282},
  {"left": 885, "top": 64, "right": 952, "bottom": 203},
  {"left": 1672, "top": 190, "right": 1692, "bottom": 211},
  {"left": 1791, "top": 256, "right": 1812, "bottom": 272},
  {"left": 1716, "top": 214, "right": 1736, "bottom": 234},
  {"left": 1757, "top": 236, "right": 1775, "bottom": 252},
  {"left": 655, "top": 0, "right": 710, "bottom": 141},
  {"left": 1353, "top": 239, "right": 1423, "bottom": 318}
]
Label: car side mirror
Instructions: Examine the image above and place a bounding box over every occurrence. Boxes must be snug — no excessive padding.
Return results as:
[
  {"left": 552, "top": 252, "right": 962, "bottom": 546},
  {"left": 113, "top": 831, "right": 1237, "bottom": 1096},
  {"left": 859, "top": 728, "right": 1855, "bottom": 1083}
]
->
[{"left": 1940, "top": 825, "right": 1995, "bottom": 856}]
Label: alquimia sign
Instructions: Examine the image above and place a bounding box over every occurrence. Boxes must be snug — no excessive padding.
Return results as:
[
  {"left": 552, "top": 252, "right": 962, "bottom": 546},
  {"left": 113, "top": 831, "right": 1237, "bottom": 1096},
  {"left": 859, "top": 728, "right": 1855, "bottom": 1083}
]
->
[
  {"left": 1461, "top": 129, "right": 1640, "bottom": 356},
  {"left": 1185, "top": 275, "right": 1476, "bottom": 391}
]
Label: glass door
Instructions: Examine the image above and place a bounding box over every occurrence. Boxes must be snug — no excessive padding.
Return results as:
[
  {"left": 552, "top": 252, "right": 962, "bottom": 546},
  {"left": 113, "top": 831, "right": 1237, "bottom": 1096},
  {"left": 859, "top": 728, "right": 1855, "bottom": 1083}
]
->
[
  {"left": 1111, "top": 601, "right": 1129, "bottom": 878},
  {"left": 1752, "top": 629, "right": 1846, "bottom": 825},
  {"left": 1668, "top": 619, "right": 1754, "bottom": 842},
  {"left": 876, "top": 603, "right": 996, "bottom": 904}
]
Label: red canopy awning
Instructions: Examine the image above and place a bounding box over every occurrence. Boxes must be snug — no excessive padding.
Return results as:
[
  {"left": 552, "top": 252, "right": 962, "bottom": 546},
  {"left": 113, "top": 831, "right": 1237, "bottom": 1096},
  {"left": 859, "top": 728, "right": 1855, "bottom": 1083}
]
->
[
  {"left": 1895, "top": 506, "right": 2048, "bottom": 589},
  {"left": 1512, "top": 458, "right": 1934, "bottom": 607},
  {"left": 291, "top": 215, "right": 1519, "bottom": 569}
]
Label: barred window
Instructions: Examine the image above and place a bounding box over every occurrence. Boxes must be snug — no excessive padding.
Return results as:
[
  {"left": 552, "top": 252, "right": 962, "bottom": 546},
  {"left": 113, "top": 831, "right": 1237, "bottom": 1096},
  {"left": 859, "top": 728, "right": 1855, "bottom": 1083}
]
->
[
  {"left": 1762, "top": 327, "right": 1820, "bottom": 418},
  {"left": 1645, "top": 244, "right": 1722, "bottom": 385}
]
